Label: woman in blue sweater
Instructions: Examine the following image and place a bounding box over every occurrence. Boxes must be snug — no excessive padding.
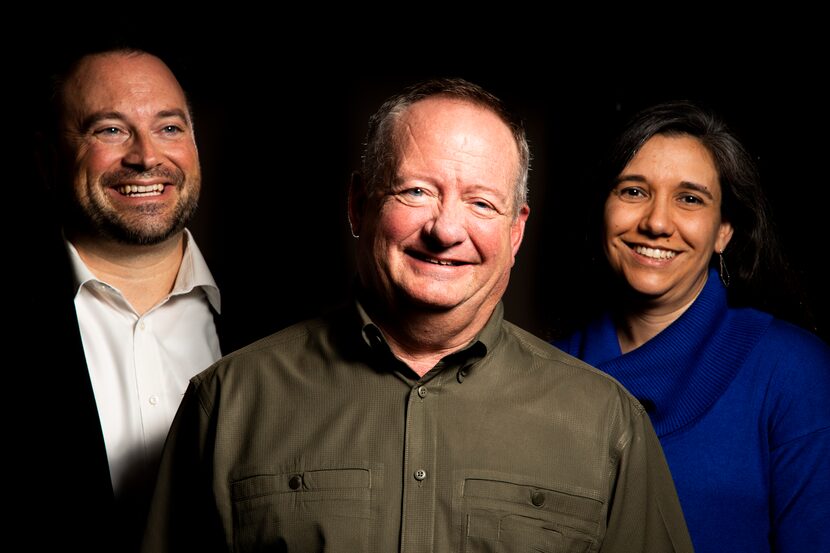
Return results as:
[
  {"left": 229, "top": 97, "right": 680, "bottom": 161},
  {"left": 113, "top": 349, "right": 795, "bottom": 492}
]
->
[{"left": 554, "top": 101, "right": 830, "bottom": 553}]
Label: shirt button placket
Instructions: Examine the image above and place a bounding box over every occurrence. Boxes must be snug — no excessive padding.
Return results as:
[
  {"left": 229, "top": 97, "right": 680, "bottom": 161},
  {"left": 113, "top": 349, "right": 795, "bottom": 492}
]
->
[{"left": 401, "top": 381, "right": 436, "bottom": 551}]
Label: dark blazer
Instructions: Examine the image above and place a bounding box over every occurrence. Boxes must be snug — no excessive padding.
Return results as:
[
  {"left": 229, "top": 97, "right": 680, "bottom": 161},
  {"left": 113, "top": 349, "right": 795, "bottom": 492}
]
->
[
  {"left": 10, "top": 219, "right": 114, "bottom": 551},
  {"left": 9, "top": 220, "right": 247, "bottom": 552}
]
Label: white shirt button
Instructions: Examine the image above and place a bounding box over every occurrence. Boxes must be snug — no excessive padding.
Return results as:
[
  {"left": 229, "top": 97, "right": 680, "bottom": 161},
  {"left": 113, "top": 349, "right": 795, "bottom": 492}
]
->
[
  {"left": 414, "top": 469, "right": 427, "bottom": 481},
  {"left": 149, "top": 395, "right": 159, "bottom": 406}
]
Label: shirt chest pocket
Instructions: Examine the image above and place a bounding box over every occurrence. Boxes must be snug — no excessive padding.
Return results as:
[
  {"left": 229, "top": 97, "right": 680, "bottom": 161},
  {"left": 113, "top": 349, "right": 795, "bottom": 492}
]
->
[
  {"left": 458, "top": 477, "right": 601, "bottom": 553},
  {"left": 231, "top": 467, "right": 373, "bottom": 553}
]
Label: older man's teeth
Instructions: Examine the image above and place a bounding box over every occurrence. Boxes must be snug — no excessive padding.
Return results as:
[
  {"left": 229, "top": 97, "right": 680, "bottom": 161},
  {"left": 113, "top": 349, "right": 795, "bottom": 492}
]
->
[
  {"left": 427, "top": 258, "right": 458, "bottom": 266},
  {"left": 635, "top": 246, "right": 676, "bottom": 259},
  {"left": 117, "top": 184, "right": 165, "bottom": 196}
]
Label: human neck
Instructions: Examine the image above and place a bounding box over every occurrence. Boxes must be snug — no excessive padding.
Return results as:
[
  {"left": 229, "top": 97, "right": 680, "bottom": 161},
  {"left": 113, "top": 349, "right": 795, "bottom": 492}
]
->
[
  {"left": 369, "top": 300, "right": 492, "bottom": 378},
  {"left": 615, "top": 296, "right": 697, "bottom": 354},
  {"left": 70, "top": 231, "right": 186, "bottom": 316},
  {"left": 614, "top": 274, "right": 713, "bottom": 353}
]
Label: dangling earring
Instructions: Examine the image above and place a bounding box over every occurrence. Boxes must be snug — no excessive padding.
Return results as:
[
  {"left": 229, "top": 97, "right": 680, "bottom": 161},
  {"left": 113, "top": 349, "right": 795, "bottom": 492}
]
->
[{"left": 718, "top": 251, "right": 730, "bottom": 288}]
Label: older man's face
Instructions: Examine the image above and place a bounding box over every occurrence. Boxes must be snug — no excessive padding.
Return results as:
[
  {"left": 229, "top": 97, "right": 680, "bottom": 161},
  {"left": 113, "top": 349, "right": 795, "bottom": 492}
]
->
[{"left": 353, "top": 97, "right": 528, "bottom": 318}]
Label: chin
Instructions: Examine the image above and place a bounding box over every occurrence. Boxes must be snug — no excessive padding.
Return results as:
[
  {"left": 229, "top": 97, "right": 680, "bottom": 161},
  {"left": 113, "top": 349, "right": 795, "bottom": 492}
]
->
[
  {"left": 398, "top": 287, "right": 465, "bottom": 312},
  {"left": 109, "top": 219, "right": 185, "bottom": 246},
  {"left": 406, "top": 296, "right": 461, "bottom": 312},
  {"left": 624, "top": 274, "right": 674, "bottom": 298}
]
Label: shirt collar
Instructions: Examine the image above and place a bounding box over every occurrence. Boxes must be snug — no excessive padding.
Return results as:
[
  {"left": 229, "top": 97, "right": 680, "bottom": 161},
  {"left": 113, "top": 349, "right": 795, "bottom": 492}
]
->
[
  {"left": 174, "top": 229, "right": 221, "bottom": 313},
  {"left": 65, "top": 228, "right": 221, "bottom": 313},
  {"left": 66, "top": 238, "right": 97, "bottom": 295},
  {"left": 354, "top": 297, "right": 504, "bottom": 364}
]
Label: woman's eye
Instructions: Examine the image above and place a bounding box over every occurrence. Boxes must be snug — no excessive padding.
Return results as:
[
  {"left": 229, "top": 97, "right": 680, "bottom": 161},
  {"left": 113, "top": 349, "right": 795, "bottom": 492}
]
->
[
  {"left": 679, "top": 194, "right": 703, "bottom": 205},
  {"left": 619, "top": 186, "right": 645, "bottom": 198}
]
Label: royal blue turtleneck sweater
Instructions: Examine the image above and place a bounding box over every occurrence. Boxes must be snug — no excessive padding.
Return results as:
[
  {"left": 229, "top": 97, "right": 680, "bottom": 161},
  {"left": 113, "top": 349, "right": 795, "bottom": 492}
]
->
[{"left": 555, "top": 270, "right": 830, "bottom": 553}]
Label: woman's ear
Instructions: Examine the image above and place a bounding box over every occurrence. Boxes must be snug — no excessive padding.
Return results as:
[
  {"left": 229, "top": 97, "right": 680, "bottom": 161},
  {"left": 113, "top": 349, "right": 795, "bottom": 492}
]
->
[{"left": 715, "top": 219, "right": 734, "bottom": 253}]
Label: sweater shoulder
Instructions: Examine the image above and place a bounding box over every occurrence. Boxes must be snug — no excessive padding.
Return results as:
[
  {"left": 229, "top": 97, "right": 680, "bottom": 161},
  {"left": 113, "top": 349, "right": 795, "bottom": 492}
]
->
[
  {"left": 752, "top": 317, "right": 830, "bottom": 387},
  {"left": 752, "top": 316, "right": 830, "bottom": 365}
]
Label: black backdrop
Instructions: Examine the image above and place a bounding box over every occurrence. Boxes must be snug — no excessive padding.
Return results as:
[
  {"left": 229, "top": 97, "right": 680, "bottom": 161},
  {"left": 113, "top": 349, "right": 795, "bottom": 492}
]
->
[{"left": 14, "top": 34, "right": 830, "bottom": 346}]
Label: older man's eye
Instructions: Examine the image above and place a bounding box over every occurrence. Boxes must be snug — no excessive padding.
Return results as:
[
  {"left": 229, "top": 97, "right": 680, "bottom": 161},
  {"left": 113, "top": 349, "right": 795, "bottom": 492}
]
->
[{"left": 392, "top": 187, "right": 432, "bottom": 206}]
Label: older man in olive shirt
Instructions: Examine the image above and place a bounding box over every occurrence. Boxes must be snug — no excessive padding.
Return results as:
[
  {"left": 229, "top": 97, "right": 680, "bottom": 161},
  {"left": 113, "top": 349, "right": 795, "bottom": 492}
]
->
[{"left": 143, "top": 79, "right": 693, "bottom": 552}]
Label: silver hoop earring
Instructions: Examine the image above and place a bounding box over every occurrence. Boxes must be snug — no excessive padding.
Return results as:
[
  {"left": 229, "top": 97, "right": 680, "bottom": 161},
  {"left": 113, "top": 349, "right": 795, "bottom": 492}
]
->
[{"left": 718, "top": 251, "right": 730, "bottom": 288}]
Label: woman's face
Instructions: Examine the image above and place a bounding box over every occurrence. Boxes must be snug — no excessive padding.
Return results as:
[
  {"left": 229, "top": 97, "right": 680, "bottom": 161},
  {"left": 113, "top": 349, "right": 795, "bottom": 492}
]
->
[{"left": 603, "top": 134, "right": 733, "bottom": 311}]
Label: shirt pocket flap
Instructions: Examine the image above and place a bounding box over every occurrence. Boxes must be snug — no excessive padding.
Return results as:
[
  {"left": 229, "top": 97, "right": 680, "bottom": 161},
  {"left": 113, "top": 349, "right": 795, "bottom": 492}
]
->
[
  {"left": 463, "top": 477, "right": 601, "bottom": 532},
  {"left": 231, "top": 468, "right": 371, "bottom": 504}
]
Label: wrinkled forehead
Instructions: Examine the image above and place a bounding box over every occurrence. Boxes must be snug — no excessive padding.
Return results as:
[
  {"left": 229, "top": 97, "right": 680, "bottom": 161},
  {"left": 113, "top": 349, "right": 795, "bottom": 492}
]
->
[{"left": 392, "top": 98, "right": 520, "bottom": 169}]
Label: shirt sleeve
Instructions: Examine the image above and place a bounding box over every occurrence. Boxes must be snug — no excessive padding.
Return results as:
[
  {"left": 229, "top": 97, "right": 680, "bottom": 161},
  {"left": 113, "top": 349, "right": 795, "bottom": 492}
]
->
[
  {"left": 141, "top": 380, "right": 228, "bottom": 553},
  {"left": 600, "top": 396, "right": 695, "bottom": 553}
]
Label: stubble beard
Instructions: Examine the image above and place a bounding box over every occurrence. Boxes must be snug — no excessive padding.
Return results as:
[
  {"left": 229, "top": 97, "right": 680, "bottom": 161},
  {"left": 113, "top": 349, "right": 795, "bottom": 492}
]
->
[{"left": 67, "top": 166, "right": 200, "bottom": 246}]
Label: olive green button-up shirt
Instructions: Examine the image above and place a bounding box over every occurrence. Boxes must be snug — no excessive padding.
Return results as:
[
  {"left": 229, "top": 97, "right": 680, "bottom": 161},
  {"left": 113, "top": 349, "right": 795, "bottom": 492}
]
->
[{"left": 143, "top": 302, "right": 693, "bottom": 553}]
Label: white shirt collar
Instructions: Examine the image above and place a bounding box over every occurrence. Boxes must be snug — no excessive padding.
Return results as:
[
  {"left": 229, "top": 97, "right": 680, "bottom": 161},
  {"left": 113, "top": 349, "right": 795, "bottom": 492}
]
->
[{"left": 65, "top": 228, "right": 221, "bottom": 314}]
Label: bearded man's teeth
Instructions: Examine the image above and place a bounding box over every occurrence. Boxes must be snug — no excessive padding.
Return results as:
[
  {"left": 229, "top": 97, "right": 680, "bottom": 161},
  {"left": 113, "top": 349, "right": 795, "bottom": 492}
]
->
[{"left": 118, "top": 184, "right": 165, "bottom": 196}]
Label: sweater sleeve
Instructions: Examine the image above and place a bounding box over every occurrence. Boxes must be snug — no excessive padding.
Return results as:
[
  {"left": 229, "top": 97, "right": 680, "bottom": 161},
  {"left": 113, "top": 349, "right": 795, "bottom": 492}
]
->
[{"left": 765, "top": 323, "right": 830, "bottom": 553}]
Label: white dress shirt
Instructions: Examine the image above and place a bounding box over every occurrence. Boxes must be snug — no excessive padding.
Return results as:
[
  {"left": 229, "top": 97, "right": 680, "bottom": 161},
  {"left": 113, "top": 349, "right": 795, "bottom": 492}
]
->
[{"left": 68, "top": 229, "right": 221, "bottom": 504}]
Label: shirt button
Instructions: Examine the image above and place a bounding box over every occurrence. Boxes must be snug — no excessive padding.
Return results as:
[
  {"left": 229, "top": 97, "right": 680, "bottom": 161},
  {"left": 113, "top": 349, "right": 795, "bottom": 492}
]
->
[
  {"left": 148, "top": 395, "right": 159, "bottom": 406},
  {"left": 414, "top": 469, "right": 427, "bottom": 481},
  {"left": 139, "top": 321, "right": 146, "bottom": 330},
  {"left": 288, "top": 475, "right": 302, "bottom": 490},
  {"left": 531, "top": 490, "right": 546, "bottom": 507},
  {"left": 417, "top": 386, "right": 428, "bottom": 398}
]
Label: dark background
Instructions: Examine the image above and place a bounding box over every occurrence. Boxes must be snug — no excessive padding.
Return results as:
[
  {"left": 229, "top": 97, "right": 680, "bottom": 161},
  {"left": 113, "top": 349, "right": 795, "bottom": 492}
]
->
[{"left": 14, "top": 32, "right": 830, "bottom": 346}]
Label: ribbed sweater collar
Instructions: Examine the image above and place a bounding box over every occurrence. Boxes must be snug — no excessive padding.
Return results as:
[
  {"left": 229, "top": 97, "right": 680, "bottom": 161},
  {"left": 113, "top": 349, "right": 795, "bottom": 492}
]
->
[{"left": 578, "top": 270, "right": 771, "bottom": 437}]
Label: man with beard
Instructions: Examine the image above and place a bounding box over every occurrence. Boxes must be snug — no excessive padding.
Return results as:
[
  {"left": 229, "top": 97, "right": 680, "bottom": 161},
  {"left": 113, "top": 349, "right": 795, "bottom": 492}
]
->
[{"left": 14, "top": 48, "right": 221, "bottom": 553}]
